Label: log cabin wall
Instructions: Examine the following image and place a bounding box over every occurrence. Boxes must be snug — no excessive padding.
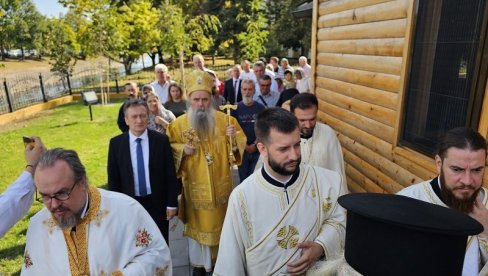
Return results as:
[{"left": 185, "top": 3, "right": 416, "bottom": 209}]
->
[{"left": 312, "top": 0, "right": 488, "bottom": 193}]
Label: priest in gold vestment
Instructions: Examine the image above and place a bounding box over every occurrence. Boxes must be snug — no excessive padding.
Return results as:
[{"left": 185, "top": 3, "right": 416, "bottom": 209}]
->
[{"left": 166, "top": 70, "right": 246, "bottom": 274}]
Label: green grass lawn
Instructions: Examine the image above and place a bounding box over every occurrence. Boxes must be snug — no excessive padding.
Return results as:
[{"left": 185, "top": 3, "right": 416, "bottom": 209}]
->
[{"left": 0, "top": 100, "right": 123, "bottom": 275}]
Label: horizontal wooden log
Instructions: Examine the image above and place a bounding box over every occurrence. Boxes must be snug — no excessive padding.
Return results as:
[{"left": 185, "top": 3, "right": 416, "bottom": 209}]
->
[
  {"left": 317, "top": 98, "right": 394, "bottom": 142},
  {"left": 317, "top": 38, "right": 404, "bottom": 57},
  {"left": 319, "top": 0, "right": 408, "bottom": 28},
  {"left": 346, "top": 163, "right": 386, "bottom": 193},
  {"left": 391, "top": 150, "right": 436, "bottom": 181},
  {"left": 316, "top": 64, "right": 401, "bottom": 93},
  {"left": 393, "top": 147, "right": 436, "bottom": 174},
  {"left": 339, "top": 132, "right": 422, "bottom": 187},
  {"left": 318, "top": 110, "right": 393, "bottom": 158},
  {"left": 320, "top": 89, "right": 396, "bottom": 126},
  {"left": 347, "top": 176, "right": 368, "bottom": 193},
  {"left": 318, "top": 18, "right": 407, "bottom": 40},
  {"left": 343, "top": 146, "right": 404, "bottom": 193},
  {"left": 316, "top": 53, "right": 403, "bottom": 75},
  {"left": 319, "top": 0, "right": 392, "bottom": 16},
  {"left": 316, "top": 77, "right": 398, "bottom": 108}
]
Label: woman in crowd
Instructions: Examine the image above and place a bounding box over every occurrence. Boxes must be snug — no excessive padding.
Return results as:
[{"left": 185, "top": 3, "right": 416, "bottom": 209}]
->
[
  {"left": 145, "top": 89, "right": 175, "bottom": 134},
  {"left": 295, "top": 68, "right": 311, "bottom": 93},
  {"left": 164, "top": 83, "right": 187, "bottom": 118}
]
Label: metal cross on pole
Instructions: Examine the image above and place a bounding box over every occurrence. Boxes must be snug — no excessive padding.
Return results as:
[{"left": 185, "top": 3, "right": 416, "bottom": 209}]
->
[{"left": 219, "top": 102, "right": 238, "bottom": 164}]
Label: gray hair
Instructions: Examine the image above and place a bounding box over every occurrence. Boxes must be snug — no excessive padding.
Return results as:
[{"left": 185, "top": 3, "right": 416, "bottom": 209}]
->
[
  {"left": 241, "top": 78, "right": 255, "bottom": 88},
  {"left": 37, "top": 148, "right": 87, "bottom": 186},
  {"left": 155, "top": 64, "right": 168, "bottom": 73}
]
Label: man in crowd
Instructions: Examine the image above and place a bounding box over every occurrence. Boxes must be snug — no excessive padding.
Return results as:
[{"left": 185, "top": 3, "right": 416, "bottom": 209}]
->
[
  {"left": 253, "top": 61, "right": 278, "bottom": 94},
  {"left": 166, "top": 70, "right": 246, "bottom": 275},
  {"left": 22, "top": 148, "right": 172, "bottom": 275},
  {"left": 223, "top": 64, "right": 242, "bottom": 104},
  {"left": 299, "top": 56, "right": 312, "bottom": 78},
  {"left": 270, "top": 56, "right": 280, "bottom": 73},
  {"left": 117, "top": 82, "right": 139, "bottom": 132},
  {"left": 398, "top": 127, "right": 488, "bottom": 275},
  {"left": 193, "top": 54, "right": 215, "bottom": 74},
  {"left": 254, "top": 75, "right": 280, "bottom": 108},
  {"left": 240, "top": 60, "right": 255, "bottom": 82},
  {"left": 231, "top": 79, "right": 265, "bottom": 182},
  {"left": 214, "top": 107, "right": 346, "bottom": 275},
  {"left": 150, "top": 64, "right": 172, "bottom": 104},
  {"left": 290, "top": 93, "right": 347, "bottom": 192},
  {"left": 0, "top": 136, "right": 45, "bottom": 238},
  {"left": 277, "top": 57, "right": 293, "bottom": 76},
  {"left": 108, "top": 99, "right": 178, "bottom": 243}
]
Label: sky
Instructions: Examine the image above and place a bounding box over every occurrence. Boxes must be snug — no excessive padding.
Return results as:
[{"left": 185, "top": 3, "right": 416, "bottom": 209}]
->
[{"left": 32, "top": 0, "right": 68, "bottom": 18}]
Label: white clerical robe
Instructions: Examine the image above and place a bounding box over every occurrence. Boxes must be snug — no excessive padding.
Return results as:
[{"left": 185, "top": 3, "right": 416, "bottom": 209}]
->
[
  {"left": 214, "top": 164, "right": 346, "bottom": 275},
  {"left": 398, "top": 179, "right": 488, "bottom": 276},
  {"left": 255, "top": 123, "right": 347, "bottom": 192},
  {"left": 21, "top": 187, "right": 172, "bottom": 276}
]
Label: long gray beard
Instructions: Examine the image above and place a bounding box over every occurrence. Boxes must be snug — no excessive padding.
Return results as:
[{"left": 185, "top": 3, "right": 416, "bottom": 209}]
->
[
  {"left": 188, "top": 106, "right": 215, "bottom": 139},
  {"left": 242, "top": 95, "right": 253, "bottom": 105}
]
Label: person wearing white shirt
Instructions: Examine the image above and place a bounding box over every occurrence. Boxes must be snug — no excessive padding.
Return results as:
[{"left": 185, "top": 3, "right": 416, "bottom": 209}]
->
[
  {"left": 150, "top": 63, "right": 172, "bottom": 104},
  {"left": 240, "top": 60, "right": 256, "bottom": 82},
  {"left": 0, "top": 136, "right": 45, "bottom": 238},
  {"left": 299, "top": 56, "right": 312, "bottom": 78}
]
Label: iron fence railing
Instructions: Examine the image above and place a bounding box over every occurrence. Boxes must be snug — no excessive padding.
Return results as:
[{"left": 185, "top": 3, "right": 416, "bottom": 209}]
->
[{"left": 0, "top": 62, "right": 234, "bottom": 115}]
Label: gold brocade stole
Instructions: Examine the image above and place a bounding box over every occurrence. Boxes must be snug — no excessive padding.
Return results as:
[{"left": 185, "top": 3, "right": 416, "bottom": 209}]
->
[{"left": 61, "top": 186, "right": 101, "bottom": 276}]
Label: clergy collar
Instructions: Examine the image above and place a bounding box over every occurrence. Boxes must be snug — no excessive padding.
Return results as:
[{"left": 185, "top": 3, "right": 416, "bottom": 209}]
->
[
  {"left": 80, "top": 191, "right": 90, "bottom": 219},
  {"left": 429, "top": 177, "right": 444, "bottom": 204},
  {"left": 261, "top": 165, "right": 300, "bottom": 189},
  {"left": 73, "top": 191, "right": 90, "bottom": 232}
]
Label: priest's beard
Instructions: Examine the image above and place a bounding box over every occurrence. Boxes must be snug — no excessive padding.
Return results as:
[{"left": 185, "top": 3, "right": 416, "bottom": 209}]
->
[
  {"left": 188, "top": 106, "right": 215, "bottom": 140},
  {"left": 440, "top": 171, "right": 480, "bottom": 214},
  {"left": 268, "top": 153, "right": 301, "bottom": 176},
  {"left": 51, "top": 205, "right": 83, "bottom": 230}
]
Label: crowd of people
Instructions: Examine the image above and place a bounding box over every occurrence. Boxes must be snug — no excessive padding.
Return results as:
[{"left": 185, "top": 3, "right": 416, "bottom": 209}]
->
[{"left": 1, "top": 54, "right": 488, "bottom": 275}]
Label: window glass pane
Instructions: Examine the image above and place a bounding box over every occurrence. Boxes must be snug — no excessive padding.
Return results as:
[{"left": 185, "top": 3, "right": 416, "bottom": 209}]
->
[{"left": 402, "top": 0, "right": 487, "bottom": 156}]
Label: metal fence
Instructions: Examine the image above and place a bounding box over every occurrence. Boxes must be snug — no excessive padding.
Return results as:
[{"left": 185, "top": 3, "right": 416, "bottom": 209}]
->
[{"left": 0, "top": 62, "right": 233, "bottom": 115}]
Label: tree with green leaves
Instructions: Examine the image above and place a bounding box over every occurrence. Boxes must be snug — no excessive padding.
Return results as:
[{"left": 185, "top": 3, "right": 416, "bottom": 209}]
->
[
  {"left": 236, "top": 0, "right": 268, "bottom": 62},
  {"left": 0, "top": 0, "right": 45, "bottom": 60},
  {"left": 42, "top": 17, "right": 81, "bottom": 74},
  {"left": 265, "top": 0, "right": 311, "bottom": 57}
]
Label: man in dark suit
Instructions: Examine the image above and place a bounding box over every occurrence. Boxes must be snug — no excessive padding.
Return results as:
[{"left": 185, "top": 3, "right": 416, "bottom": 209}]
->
[
  {"left": 108, "top": 99, "right": 178, "bottom": 243},
  {"left": 223, "top": 64, "right": 242, "bottom": 104}
]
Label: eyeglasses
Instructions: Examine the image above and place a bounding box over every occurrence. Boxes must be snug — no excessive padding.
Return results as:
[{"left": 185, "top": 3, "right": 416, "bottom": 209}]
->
[{"left": 36, "top": 181, "right": 78, "bottom": 203}]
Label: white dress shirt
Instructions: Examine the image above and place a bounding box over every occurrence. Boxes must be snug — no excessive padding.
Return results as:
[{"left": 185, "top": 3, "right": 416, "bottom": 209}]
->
[
  {"left": 151, "top": 80, "right": 171, "bottom": 104},
  {"left": 129, "top": 129, "right": 152, "bottom": 196},
  {"left": 0, "top": 171, "right": 35, "bottom": 237}
]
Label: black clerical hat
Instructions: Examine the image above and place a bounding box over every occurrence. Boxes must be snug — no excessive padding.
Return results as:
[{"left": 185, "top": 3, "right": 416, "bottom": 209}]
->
[{"left": 338, "top": 193, "right": 483, "bottom": 276}]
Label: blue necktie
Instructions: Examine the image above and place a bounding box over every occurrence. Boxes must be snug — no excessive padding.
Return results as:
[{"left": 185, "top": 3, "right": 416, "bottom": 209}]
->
[{"left": 136, "top": 138, "right": 147, "bottom": 196}]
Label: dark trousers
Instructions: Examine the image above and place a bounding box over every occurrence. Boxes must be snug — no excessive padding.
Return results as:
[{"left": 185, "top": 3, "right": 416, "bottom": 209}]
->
[
  {"left": 134, "top": 194, "right": 169, "bottom": 244},
  {"left": 238, "top": 151, "right": 260, "bottom": 183}
]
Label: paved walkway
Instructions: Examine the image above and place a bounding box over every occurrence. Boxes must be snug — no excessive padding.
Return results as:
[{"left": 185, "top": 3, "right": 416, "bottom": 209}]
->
[
  {"left": 169, "top": 169, "right": 240, "bottom": 275},
  {"left": 169, "top": 217, "right": 191, "bottom": 275}
]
